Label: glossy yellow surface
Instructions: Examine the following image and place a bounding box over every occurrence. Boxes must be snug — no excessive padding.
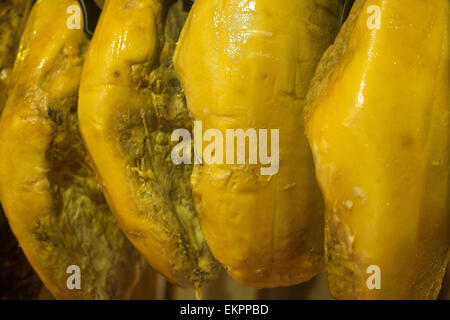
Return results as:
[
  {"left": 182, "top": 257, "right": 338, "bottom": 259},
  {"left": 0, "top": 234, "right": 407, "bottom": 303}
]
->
[
  {"left": 79, "top": 0, "right": 217, "bottom": 287},
  {"left": 306, "top": 0, "right": 449, "bottom": 299},
  {"left": 175, "top": 0, "right": 343, "bottom": 287},
  {"left": 0, "top": 0, "right": 145, "bottom": 299}
]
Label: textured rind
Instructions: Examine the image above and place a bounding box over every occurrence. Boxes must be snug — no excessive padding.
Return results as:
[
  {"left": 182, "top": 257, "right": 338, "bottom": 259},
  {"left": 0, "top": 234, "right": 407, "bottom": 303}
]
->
[
  {"left": 0, "top": 0, "right": 145, "bottom": 300},
  {"left": 78, "top": 0, "right": 218, "bottom": 288},
  {"left": 305, "top": 0, "right": 450, "bottom": 299},
  {"left": 0, "top": 0, "right": 32, "bottom": 112},
  {"left": 175, "top": 0, "right": 343, "bottom": 288}
]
